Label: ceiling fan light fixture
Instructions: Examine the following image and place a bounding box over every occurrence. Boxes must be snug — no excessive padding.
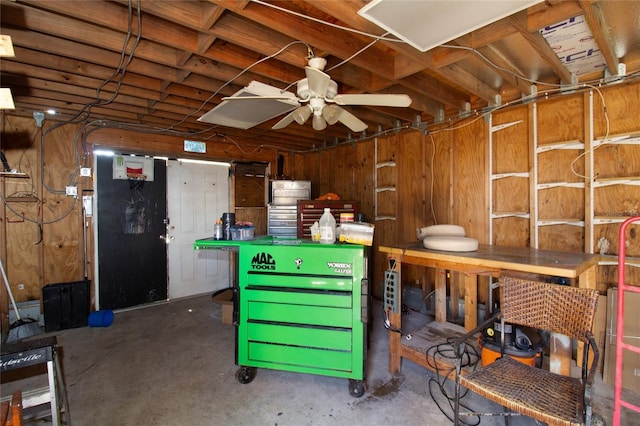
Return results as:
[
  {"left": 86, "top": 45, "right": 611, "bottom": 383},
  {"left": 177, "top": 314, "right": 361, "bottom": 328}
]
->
[
  {"left": 323, "top": 105, "right": 341, "bottom": 125},
  {"left": 312, "top": 115, "right": 327, "bottom": 131},
  {"left": 292, "top": 106, "right": 312, "bottom": 125}
]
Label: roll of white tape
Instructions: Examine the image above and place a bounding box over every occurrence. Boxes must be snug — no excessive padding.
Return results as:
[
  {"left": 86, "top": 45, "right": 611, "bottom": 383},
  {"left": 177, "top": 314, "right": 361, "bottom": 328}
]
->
[
  {"left": 422, "top": 235, "right": 479, "bottom": 252},
  {"left": 416, "top": 224, "right": 466, "bottom": 240}
]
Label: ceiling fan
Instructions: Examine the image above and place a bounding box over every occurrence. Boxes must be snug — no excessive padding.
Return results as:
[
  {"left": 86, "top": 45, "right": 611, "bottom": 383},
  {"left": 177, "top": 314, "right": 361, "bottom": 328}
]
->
[{"left": 221, "top": 57, "right": 412, "bottom": 132}]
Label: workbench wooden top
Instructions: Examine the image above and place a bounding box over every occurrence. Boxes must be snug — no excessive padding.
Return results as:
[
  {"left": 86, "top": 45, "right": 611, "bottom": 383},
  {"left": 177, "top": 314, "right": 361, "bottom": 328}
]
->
[{"left": 379, "top": 243, "right": 600, "bottom": 278}]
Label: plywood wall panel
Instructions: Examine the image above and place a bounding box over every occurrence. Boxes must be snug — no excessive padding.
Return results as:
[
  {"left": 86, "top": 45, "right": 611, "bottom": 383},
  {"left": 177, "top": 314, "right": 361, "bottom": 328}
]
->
[
  {"left": 42, "top": 124, "right": 84, "bottom": 285},
  {"left": 537, "top": 149, "right": 585, "bottom": 184},
  {"left": 2, "top": 117, "right": 43, "bottom": 303},
  {"left": 594, "top": 186, "right": 640, "bottom": 218},
  {"left": 592, "top": 222, "right": 640, "bottom": 257},
  {"left": 328, "top": 144, "right": 359, "bottom": 201},
  {"left": 492, "top": 107, "right": 529, "bottom": 175},
  {"left": 593, "top": 144, "right": 640, "bottom": 179},
  {"left": 593, "top": 83, "right": 640, "bottom": 136},
  {"left": 493, "top": 217, "right": 530, "bottom": 247},
  {"left": 537, "top": 95, "right": 584, "bottom": 144},
  {"left": 538, "top": 187, "right": 584, "bottom": 220},
  {"left": 493, "top": 178, "right": 529, "bottom": 212},
  {"left": 538, "top": 225, "right": 584, "bottom": 252},
  {"left": 354, "top": 142, "right": 375, "bottom": 222},
  {"left": 396, "top": 131, "right": 427, "bottom": 240},
  {"left": 451, "top": 120, "right": 488, "bottom": 242},
  {"left": 5, "top": 216, "right": 41, "bottom": 301},
  {"left": 425, "top": 131, "right": 452, "bottom": 225}
]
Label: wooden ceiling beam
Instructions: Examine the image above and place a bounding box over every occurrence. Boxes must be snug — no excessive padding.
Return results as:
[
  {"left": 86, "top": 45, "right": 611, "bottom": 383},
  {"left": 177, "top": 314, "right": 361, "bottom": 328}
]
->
[
  {"left": 508, "top": 12, "right": 573, "bottom": 84},
  {"left": 1, "top": 14, "right": 179, "bottom": 82},
  {"left": 2, "top": 51, "right": 162, "bottom": 101},
  {"left": 24, "top": 0, "right": 202, "bottom": 54},
  {"left": 216, "top": 0, "right": 396, "bottom": 77},
  {"left": 110, "top": 0, "right": 224, "bottom": 33},
  {"left": 578, "top": 0, "right": 620, "bottom": 75}
]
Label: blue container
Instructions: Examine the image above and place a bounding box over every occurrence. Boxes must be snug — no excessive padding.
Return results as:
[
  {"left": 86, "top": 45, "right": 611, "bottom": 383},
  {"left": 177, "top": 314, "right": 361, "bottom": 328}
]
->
[{"left": 88, "top": 310, "right": 114, "bottom": 327}]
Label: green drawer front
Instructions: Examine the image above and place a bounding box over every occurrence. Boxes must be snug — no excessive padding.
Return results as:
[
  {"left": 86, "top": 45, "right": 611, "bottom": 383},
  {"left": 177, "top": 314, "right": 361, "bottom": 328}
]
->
[
  {"left": 248, "top": 272, "right": 353, "bottom": 291},
  {"left": 247, "top": 301, "right": 352, "bottom": 328},
  {"left": 245, "top": 287, "right": 351, "bottom": 308},
  {"left": 247, "top": 322, "right": 352, "bottom": 351},
  {"left": 248, "top": 342, "right": 352, "bottom": 372}
]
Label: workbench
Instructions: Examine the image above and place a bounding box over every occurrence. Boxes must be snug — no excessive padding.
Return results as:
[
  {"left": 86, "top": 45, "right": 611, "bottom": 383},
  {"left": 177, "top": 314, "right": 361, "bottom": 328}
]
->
[{"left": 378, "top": 242, "right": 600, "bottom": 377}]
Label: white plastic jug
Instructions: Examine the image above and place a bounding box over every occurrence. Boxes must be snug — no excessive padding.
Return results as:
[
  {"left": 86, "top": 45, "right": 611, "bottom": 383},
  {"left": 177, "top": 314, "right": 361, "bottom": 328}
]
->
[{"left": 319, "top": 208, "right": 336, "bottom": 244}]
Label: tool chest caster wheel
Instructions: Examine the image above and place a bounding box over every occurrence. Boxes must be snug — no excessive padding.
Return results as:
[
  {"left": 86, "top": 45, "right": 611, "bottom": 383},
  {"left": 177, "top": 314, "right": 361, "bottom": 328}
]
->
[
  {"left": 348, "top": 379, "right": 365, "bottom": 397},
  {"left": 235, "top": 366, "right": 257, "bottom": 384}
]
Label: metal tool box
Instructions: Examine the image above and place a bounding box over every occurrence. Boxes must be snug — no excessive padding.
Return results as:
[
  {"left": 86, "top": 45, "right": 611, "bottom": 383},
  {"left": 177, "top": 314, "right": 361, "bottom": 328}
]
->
[{"left": 194, "top": 236, "right": 368, "bottom": 397}]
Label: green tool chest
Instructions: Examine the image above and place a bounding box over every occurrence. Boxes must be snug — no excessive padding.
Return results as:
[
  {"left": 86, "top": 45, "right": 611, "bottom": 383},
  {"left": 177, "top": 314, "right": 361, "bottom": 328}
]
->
[{"left": 194, "top": 237, "right": 368, "bottom": 397}]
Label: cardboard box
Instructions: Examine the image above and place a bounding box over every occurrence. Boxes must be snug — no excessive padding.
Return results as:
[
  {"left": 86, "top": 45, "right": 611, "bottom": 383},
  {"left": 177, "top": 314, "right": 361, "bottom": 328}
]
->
[
  {"left": 212, "top": 288, "right": 234, "bottom": 325},
  {"left": 593, "top": 295, "right": 607, "bottom": 374},
  {"left": 603, "top": 288, "right": 640, "bottom": 392}
]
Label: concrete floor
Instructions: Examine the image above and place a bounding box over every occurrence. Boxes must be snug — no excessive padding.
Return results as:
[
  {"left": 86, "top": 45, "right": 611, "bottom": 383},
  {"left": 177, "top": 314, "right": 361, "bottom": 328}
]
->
[{"left": 3, "top": 294, "right": 639, "bottom": 426}]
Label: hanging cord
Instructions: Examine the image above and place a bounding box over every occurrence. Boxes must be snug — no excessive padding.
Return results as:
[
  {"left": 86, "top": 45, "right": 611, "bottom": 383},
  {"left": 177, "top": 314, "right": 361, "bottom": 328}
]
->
[
  {"left": 382, "top": 308, "right": 412, "bottom": 339},
  {"left": 425, "top": 338, "right": 481, "bottom": 425}
]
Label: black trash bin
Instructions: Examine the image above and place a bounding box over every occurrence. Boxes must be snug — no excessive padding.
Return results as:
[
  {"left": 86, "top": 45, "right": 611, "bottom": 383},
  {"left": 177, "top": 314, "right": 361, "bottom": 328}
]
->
[{"left": 42, "top": 280, "right": 90, "bottom": 332}]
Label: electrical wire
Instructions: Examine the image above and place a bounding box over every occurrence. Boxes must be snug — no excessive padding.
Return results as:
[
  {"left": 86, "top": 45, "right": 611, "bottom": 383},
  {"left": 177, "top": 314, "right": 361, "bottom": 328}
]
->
[
  {"left": 382, "top": 308, "right": 412, "bottom": 338},
  {"left": 428, "top": 133, "right": 437, "bottom": 225},
  {"left": 39, "top": 0, "right": 142, "bottom": 197},
  {"left": 251, "top": 0, "right": 404, "bottom": 43},
  {"left": 326, "top": 32, "right": 390, "bottom": 73},
  {"left": 425, "top": 338, "right": 482, "bottom": 425}
]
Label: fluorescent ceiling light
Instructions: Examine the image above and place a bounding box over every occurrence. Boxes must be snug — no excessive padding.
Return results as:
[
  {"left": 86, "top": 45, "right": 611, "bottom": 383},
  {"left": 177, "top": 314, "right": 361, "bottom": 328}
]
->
[
  {"left": 358, "top": 0, "right": 543, "bottom": 52},
  {"left": 0, "top": 88, "right": 15, "bottom": 109},
  {"left": 198, "top": 81, "right": 299, "bottom": 130}
]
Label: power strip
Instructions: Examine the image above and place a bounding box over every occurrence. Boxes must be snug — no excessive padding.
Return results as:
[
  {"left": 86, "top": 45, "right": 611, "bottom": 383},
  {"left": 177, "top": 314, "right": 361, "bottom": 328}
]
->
[{"left": 383, "top": 270, "right": 399, "bottom": 314}]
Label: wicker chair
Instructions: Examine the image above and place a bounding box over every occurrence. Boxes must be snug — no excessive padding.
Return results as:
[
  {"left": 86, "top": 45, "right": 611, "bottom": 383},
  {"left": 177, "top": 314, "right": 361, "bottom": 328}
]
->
[{"left": 453, "top": 276, "right": 600, "bottom": 426}]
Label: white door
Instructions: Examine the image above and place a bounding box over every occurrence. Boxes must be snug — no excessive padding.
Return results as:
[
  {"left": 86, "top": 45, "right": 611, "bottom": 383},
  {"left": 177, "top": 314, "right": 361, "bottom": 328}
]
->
[{"left": 166, "top": 159, "right": 231, "bottom": 299}]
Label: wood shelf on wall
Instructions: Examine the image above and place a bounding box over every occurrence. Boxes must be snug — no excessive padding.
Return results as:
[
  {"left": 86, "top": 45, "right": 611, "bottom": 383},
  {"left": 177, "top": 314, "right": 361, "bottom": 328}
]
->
[
  {"left": 0, "top": 171, "right": 29, "bottom": 178},
  {"left": 599, "top": 254, "right": 640, "bottom": 268},
  {"left": 5, "top": 196, "right": 38, "bottom": 203}
]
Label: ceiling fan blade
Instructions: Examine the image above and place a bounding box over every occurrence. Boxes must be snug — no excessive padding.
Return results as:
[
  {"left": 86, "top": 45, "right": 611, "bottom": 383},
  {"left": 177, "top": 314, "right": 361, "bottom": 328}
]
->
[
  {"left": 322, "top": 105, "right": 342, "bottom": 125},
  {"left": 305, "top": 66, "right": 331, "bottom": 97},
  {"left": 272, "top": 111, "right": 296, "bottom": 130},
  {"left": 333, "top": 93, "right": 412, "bottom": 107},
  {"left": 222, "top": 95, "right": 299, "bottom": 103},
  {"left": 337, "top": 109, "right": 368, "bottom": 132}
]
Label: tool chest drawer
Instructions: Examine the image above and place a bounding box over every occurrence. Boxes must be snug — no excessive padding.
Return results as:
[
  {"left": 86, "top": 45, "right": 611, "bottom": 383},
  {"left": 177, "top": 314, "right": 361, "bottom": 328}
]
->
[
  {"left": 247, "top": 342, "right": 354, "bottom": 372},
  {"left": 247, "top": 322, "right": 352, "bottom": 351},
  {"left": 247, "top": 300, "right": 353, "bottom": 327},
  {"left": 244, "top": 286, "right": 352, "bottom": 308},
  {"left": 247, "top": 273, "right": 353, "bottom": 291}
]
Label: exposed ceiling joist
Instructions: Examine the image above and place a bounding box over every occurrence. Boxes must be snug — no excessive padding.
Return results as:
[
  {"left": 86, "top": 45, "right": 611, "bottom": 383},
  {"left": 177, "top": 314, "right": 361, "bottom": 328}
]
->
[{"left": 1, "top": 0, "right": 638, "bottom": 152}]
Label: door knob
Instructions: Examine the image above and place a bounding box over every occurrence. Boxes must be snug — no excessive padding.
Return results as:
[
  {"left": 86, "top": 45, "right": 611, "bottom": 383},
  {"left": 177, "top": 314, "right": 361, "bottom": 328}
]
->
[{"left": 159, "top": 235, "right": 175, "bottom": 244}]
